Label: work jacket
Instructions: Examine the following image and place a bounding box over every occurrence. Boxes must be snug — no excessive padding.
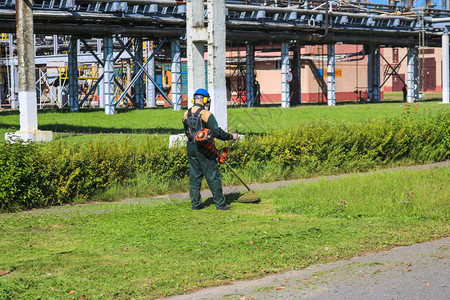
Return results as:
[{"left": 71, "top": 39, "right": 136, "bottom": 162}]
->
[{"left": 182, "top": 104, "right": 233, "bottom": 144}]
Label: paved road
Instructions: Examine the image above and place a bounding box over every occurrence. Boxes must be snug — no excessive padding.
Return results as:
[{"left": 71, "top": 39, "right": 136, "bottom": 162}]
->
[
  {"left": 159, "top": 162, "right": 450, "bottom": 300},
  {"left": 166, "top": 238, "right": 449, "bottom": 300}
]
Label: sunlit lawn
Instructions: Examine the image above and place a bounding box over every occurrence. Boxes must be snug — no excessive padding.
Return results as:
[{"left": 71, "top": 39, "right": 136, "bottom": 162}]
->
[
  {"left": 0, "top": 99, "right": 447, "bottom": 142},
  {"left": 0, "top": 166, "right": 448, "bottom": 298}
]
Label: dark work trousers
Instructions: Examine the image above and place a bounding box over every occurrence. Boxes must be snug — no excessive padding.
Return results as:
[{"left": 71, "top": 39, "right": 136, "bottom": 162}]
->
[{"left": 187, "top": 142, "right": 227, "bottom": 210}]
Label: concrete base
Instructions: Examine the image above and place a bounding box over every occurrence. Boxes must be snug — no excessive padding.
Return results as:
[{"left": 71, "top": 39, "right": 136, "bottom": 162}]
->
[
  {"left": 5, "top": 130, "right": 53, "bottom": 143},
  {"left": 169, "top": 134, "right": 187, "bottom": 148}
]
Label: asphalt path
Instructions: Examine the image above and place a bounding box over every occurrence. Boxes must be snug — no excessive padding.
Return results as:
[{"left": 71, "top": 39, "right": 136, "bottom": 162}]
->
[
  {"left": 166, "top": 237, "right": 449, "bottom": 300},
  {"left": 161, "top": 161, "right": 449, "bottom": 300}
]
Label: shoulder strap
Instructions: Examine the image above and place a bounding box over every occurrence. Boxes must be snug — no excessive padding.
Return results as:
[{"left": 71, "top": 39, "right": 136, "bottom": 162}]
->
[
  {"left": 187, "top": 107, "right": 204, "bottom": 118},
  {"left": 186, "top": 107, "right": 205, "bottom": 143},
  {"left": 193, "top": 107, "right": 204, "bottom": 118}
]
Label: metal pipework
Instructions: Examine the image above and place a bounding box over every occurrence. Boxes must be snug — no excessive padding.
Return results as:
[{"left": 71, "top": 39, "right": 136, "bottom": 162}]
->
[
  {"left": 225, "top": 3, "right": 419, "bottom": 22},
  {"left": 76, "top": 0, "right": 180, "bottom": 4},
  {"left": 316, "top": 0, "right": 329, "bottom": 39},
  {"left": 226, "top": 30, "right": 437, "bottom": 47}
]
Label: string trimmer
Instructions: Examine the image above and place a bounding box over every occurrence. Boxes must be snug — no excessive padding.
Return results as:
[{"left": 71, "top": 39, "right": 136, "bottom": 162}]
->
[{"left": 196, "top": 129, "right": 260, "bottom": 203}]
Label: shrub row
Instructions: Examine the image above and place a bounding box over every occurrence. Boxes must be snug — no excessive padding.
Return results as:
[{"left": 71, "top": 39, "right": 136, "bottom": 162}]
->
[
  {"left": 228, "top": 112, "right": 450, "bottom": 172},
  {"left": 0, "top": 112, "right": 449, "bottom": 212}
]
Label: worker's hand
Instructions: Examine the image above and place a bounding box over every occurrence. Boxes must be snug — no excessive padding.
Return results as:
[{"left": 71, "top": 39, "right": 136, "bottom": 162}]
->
[{"left": 232, "top": 130, "right": 238, "bottom": 140}]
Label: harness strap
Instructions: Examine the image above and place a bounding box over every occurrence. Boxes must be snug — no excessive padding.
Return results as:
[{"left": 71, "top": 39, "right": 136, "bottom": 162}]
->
[
  {"left": 187, "top": 106, "right": 204, "bottom": 119},
  {"left": 186, "top": 107, "right": 205, "bottom": 142}
]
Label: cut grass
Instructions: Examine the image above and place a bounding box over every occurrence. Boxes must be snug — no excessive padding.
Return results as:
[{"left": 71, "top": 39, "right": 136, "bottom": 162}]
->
[
  {"left": 0, "top": 166, "right": 448, "bottom": 299},
  {"left": 0, "top": 101, "right": 447, "bottom": 142}
]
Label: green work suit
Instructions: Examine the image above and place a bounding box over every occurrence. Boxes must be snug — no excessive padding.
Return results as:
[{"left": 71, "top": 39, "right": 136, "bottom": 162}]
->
[{"left": 183, "top": 104, "right": 233, "bottom": 210}]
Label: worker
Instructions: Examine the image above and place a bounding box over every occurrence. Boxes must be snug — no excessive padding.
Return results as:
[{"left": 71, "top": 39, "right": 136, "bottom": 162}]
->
[{"left": 182, "top": 88, "right": 238, "bottom": 210}]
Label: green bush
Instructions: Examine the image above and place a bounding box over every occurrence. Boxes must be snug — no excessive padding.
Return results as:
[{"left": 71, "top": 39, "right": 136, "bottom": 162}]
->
[
  {"left": 0, "top": 142, "right": 45, "bottom": 211},
  {"left": 229, "top": 112, "right": 450, "bottom": 172},
  {"left": 0, "top": 112, "right": 448, "bottom": 212}
]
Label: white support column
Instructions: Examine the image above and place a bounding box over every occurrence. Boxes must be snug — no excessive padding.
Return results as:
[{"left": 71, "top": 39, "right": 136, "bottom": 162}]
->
[
  {"left": 442, "top": 33, "right": 449, "bottom": 104},
  {"left": 407, "top": 46, "right": 419, "bottom": 103},
  {"left": 6, "top": 0, "right": 52, "bottom": 142},
  {"left": 8, "top": 34, "right": 18, "bottom": 109},
  {"left": 327, "top": 44, "right": 336, "bottom": 106},
  {"left": 281, "top": 42, "right": 290, "bottom": 108},
  {"left": 17, "top": 0, "right": 37, "bottom": 131},
  {"left": 145, "top": 41, "right": 156, "bottom": 107},
  {"left": 207, "top": 0, "right": 227, "bottom": 129},
  {"left": 103, "top": 36, "right": 115, "bottom": 115},
  {"left": 187, "top": 0, "right": 207, "bottom": 109},
  {"left": 76, "top": 39, "right": 81, "bottom": 55},
  {"left": 53, "top": 34, "right": 58, "bottom": 55},
  {"left": 97, "top": 38, "right": 102, "bottom": 53},
  {"left": 246, "top": 43, "right": 255, "bottom": 107},
  {"left": 171, "top": 39, "right": 182, "bottom": 111}
]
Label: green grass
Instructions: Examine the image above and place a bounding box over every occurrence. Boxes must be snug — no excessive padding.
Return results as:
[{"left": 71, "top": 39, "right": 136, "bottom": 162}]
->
[
  {"left": 0, "top": 101, "right": 448, "bottom": 142},
  {"left": 383, "top": 92, "right": 443, "bottom": 102},
  {"left": 0, "top": 166, "right": 448, "bottom": 299}
]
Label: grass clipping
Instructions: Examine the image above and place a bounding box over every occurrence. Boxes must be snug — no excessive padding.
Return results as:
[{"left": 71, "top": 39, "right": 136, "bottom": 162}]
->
[{"left": 237, "top": 190, "right": 261, "bottom": 203}]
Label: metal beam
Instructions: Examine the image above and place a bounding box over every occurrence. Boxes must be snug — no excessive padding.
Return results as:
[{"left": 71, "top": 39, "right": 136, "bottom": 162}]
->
[
  {"left": 245, "top": 43, "right": 255, "bottom": 107},
  {"left": 8, "top": 33, "right": 17, "bottom": 109},
  {"left": 104, "top": 36, "right": 115, "bottom": 115},
  {"left": 145, "top": 41, "right": 156, "bottom": 107},
  {"left": 171, "top": 38, "right": 181, "bottom": 111},
  {"left": 292, "top": 42, "right": 302, "bottom": 106},
  {"left": 134, "top": 38, "right": 145, "bottom": 109},
  {"left": 373, "top": 46, "right": 380, "bottom": 102},
  {"left": 68, "top": 36, "right": 79, "bottom": 112},
  {"left": 281, "top": 42, "right": 290, "bottom": 108},
  {"left": 368, "top": 45, "right": 381, "bottom": 102},
  {"left": 327, "top": 44, "right": 336, "bottom": 106},
  {"left": 407, "top": 46, "right": 419, "bottom": 103},
  {"left": 443, "top": 33, "right": 450, "bottom": 104},
  {"left": 53, "top": 34, "right": 58, "bottom": 55},
  {"left": 380, "top": 53, "right": 407, "bottom": 88},
  {"left": 98, "top": 65, "right": 105, "bottom": 108},
  {"left": 114, "top": 37, "right": 172, "bottom": 107}
]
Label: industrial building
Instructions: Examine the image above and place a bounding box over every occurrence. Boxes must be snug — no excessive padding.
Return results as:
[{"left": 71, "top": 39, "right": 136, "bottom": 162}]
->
[{"left": 1, "top": 0, "right": 449, "bottom": 141}]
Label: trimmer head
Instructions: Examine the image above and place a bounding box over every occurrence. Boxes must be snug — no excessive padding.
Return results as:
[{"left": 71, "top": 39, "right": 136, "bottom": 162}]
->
[{"left": 237, "top": 190, "right": 261, "bottom": 203}]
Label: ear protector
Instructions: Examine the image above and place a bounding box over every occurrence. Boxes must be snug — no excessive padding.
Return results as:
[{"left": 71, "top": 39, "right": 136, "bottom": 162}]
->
[{"left": 192, "top": 96, "right": 209, "bottom": 105}]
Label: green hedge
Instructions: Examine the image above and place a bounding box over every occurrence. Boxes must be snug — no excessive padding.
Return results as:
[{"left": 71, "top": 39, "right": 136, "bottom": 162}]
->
[
  {"left": 228, "top": 112, "right": 450, "bottom": 172},
  {"left": 0, "top": 112, "right": 449, "bottom": 212}
]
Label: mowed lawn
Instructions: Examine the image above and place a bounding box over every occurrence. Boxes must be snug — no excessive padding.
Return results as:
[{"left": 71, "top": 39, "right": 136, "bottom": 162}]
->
[
  {"left": 0, "top": 166, "right": 448, "bottom": 299},
  {"left": 0, "top": 100, "right": 447, "bottom": 142}
]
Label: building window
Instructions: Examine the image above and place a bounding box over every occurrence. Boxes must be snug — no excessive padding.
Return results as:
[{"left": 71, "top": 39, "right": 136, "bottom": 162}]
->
[
  {"left": 393, "top": 49, "right": 398, "bottom": 64},
  {"left": 274, "top": 60, "right": 281, "bottom": 70}
]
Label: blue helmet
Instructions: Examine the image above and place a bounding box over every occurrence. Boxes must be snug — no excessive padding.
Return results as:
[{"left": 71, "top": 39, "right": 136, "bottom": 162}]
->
[{"left": 194, "top": 88, "right": 210, "bottom": 98}]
